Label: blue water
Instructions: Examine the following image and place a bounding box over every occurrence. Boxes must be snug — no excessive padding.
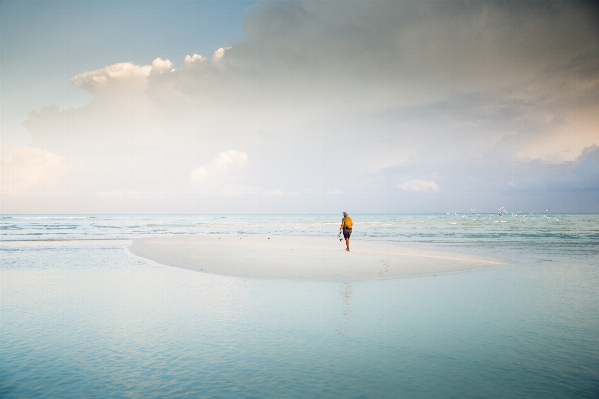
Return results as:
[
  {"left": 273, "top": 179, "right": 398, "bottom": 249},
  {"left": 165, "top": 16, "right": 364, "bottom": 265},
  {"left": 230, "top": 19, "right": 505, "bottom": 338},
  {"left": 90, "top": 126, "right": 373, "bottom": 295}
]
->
[{"left": 1, "top": 214, "right": 598, "bottom": 398}]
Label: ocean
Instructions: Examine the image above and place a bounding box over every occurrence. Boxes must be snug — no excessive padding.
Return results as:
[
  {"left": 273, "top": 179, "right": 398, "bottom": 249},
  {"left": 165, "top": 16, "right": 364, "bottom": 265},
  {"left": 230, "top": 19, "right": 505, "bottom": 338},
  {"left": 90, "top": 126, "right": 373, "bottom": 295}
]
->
[{"left": 1, "top": 214, "right": 598, "bottom": 398}]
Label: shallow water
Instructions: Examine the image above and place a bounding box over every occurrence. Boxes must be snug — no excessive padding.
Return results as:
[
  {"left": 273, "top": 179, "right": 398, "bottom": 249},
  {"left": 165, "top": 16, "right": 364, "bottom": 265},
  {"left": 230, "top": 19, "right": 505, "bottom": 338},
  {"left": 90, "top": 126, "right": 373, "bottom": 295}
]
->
[{"left": 1, "top": 214, "right": 598, "bottom": 398}]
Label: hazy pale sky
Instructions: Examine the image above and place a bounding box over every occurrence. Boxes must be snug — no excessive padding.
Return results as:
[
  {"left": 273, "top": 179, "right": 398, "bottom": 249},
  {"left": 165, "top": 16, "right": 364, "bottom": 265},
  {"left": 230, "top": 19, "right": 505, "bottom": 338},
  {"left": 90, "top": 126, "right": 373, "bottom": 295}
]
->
[{"left": 1, "top": 0, "right": 598, "bottom": 213}]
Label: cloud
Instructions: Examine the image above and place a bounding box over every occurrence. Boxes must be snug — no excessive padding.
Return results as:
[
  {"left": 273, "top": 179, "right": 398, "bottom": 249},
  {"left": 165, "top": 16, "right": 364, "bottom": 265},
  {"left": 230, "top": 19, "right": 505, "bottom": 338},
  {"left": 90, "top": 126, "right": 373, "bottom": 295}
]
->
[
  {"left": 261, "top": 189, "right": 304, "bottom": 196},
  {"left": 398, "top": 179, "right": 439, "bottom": 193},
  {"left": 12, "top": 0, "right": 599, "bottom": 212},
  {"left": 212, "top": 47, "right": 231, "bottom": 62},
  {"left": 512, "top": 145, "right": 599, "bottom": 192},
  {"left": 91, "top": 190, "right": 149, "bottom": 201},
  {"left": 553, "top": 159, "right": 599, "bottom": 191},
  {"left": 190, "top": 150, "right": 248, "bottom": 184},
  {"left": 71, "top": 62, "right": 152, "bottom": 93},
  {"left": 0, "top": 143, "right": 79, "bottom": 194},
  {"left": 151, "top": 58, "right": 174, "bottom": 74},
  {"left": 183, "top": 54, "right": 207, "bottom": 68},
  {"left": 263, "top": 189, "right": 284, "bottom": 196}
]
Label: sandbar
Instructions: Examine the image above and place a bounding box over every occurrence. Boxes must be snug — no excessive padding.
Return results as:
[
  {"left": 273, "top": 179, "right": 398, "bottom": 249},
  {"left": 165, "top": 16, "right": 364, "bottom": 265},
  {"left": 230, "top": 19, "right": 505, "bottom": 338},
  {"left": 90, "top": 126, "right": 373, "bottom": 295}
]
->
[{"left": 129, "top": 235, "right": 506, "bottom": 280}]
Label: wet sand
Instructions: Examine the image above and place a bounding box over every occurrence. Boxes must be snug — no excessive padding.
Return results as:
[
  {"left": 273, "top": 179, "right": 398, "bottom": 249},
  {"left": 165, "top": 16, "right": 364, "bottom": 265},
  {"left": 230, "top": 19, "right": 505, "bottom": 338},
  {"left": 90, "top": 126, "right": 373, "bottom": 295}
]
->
[{"left": 129, "top": 235, "right": 506, "bottom": 280}]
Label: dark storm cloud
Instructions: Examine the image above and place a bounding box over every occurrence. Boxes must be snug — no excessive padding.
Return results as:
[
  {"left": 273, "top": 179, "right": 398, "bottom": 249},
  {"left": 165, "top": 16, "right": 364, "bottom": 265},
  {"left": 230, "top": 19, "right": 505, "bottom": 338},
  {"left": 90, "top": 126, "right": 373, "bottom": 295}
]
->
[{"left": 522, "top": 145, "right": 599, "bottom": 193}]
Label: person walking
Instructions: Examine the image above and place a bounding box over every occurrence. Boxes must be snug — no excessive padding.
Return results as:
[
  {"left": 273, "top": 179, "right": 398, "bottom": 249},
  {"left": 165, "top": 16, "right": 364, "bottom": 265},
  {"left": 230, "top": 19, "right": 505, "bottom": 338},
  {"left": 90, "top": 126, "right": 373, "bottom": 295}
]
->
[{"left": 339, "top": 212, "right": 353, "bottom": 251}]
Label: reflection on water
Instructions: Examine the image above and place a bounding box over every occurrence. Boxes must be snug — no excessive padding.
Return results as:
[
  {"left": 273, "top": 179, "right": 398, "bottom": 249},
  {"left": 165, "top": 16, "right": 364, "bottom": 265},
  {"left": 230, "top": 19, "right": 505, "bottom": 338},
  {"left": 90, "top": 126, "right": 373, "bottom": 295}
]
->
[
  {"left": 338, "top": 282, "right": 353, "bottom": 336},
  {"left": 342, "top": 282, "right": 353, "bottom": 317}
]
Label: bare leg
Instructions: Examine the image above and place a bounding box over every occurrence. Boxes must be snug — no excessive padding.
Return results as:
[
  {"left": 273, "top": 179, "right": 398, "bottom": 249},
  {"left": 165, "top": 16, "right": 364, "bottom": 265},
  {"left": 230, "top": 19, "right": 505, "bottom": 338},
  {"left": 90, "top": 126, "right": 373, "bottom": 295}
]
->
[{"left": 345, "top": 237, "right": 350, "bottom": 251}]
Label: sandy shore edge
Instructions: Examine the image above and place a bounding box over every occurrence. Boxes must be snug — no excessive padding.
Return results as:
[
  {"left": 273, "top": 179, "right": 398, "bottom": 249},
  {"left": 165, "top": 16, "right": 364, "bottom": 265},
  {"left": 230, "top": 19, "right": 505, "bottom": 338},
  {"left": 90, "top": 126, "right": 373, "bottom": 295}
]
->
[{"left": 129, "top": 235, "right": 507, "bottom": 280}]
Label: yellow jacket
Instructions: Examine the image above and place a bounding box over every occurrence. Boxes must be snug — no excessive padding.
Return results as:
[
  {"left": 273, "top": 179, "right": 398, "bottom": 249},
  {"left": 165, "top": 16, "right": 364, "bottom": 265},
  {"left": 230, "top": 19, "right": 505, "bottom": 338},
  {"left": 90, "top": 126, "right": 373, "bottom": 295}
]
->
[{"left": 341, "top": 217, "right": 353, "bottom": 229}]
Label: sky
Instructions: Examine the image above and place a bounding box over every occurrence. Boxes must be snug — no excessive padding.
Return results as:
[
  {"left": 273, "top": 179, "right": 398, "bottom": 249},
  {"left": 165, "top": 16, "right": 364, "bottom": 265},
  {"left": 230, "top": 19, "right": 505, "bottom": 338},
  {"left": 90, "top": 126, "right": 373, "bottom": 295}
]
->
[{"left": 1, "top": 0, "right": 598, "bottom": 214}]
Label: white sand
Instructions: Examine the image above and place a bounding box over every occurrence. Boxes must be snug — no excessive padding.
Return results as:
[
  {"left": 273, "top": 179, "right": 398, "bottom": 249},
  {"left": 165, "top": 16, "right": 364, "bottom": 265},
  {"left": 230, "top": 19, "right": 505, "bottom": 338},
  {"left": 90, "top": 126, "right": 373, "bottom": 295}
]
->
[{"left": 129, "top": 235, "right": 506, "bottom": 280}]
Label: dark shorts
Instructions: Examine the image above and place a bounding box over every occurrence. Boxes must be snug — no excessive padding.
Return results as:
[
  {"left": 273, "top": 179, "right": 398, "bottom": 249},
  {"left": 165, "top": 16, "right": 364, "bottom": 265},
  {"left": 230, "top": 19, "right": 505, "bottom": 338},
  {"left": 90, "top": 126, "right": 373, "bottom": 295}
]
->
[{"left": 343, "top": 228, "right": 352, "bottom": 239}]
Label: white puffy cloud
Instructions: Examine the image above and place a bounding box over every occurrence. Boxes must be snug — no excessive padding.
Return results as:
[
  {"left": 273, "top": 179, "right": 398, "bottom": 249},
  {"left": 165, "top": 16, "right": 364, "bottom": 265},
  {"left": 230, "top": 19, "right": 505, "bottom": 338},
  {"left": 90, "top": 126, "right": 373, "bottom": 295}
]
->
[
  {"left": 151, "top": 58, "right": 174, "bottom": 74},
  {"left": 0, "top": 143, "right": 79, "bottom": 195},
  {"left": 212, "top": 47, "right": 231, "bottom": 62},
  {"left": 398, "top": 179, "right": 439, "bottom": 193},
  {"left": 71, "top": 62, "right": 152, "bottom": 93},
  {"left": 190, "top": 150, "right": 248, "bottom": 184},
  {"left": 183, "top": 54, "right": 207, "bottom": 68}
]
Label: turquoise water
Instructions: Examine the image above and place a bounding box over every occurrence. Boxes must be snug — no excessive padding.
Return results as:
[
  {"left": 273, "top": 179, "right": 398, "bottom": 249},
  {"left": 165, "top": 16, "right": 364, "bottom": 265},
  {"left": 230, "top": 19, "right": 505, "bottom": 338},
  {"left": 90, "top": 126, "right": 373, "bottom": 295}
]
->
[{"left": 1, "top": 214, "right": 598, "bottom": 397}]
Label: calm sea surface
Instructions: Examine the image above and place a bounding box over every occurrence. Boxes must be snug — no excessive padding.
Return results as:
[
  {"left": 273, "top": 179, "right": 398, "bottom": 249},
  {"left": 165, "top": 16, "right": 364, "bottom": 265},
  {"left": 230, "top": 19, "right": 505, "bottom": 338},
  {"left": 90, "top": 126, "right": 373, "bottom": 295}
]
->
[{"left": 1, "top": 214, "right": 598, "bottom": 398}]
